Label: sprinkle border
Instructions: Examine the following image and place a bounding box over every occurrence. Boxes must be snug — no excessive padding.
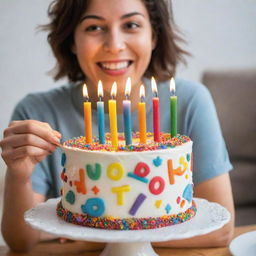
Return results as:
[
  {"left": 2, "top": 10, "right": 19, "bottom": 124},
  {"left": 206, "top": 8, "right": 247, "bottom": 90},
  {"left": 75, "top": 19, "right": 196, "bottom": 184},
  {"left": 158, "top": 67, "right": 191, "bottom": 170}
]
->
[{"left": 56, "top": 200, "right": 197, "bottom": 230}]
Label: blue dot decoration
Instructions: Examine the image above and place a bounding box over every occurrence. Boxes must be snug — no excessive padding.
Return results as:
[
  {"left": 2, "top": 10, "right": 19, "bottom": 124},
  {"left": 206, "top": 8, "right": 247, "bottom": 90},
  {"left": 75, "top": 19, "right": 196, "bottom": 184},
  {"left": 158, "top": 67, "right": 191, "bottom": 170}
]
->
[
  {"left": 81, "top": 198, "right": 105, "bottom": 217},
  {"left": 182, "top": 184, "right": 193, "bottom": 203},
  {"left": 65, "top": 190, "right": 75, "bottom": 205},
  {"left": 165, "top": 204, "right": 172, "bottom": 214},
  {"left": 61, "top": 153, "right": 66, "bottom": 167},
  {"left": 153, "top": 156, "right": 163, "bottom": 167},
  {"left": 186, "top": 153, "right": 191, "bottom": 162}
]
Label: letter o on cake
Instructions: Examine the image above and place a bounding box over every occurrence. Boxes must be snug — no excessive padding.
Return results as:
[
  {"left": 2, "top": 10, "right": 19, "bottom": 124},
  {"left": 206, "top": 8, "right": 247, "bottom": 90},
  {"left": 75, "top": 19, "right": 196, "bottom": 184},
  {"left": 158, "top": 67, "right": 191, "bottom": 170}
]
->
[
  {"left": 107, "top": 162, "right": 124, "bottom": 181},
  {"left": 149, "top": 176, "right": 165, "bottom": 195},
  {"left": 81, "top": 198, "right": 105, "bottom": 217}
]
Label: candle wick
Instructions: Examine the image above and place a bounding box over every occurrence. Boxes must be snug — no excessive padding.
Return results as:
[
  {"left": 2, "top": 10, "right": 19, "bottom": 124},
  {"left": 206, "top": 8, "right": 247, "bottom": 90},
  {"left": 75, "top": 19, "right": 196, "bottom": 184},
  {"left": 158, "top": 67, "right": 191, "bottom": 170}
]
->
[
  {"left": 170, "top": 89, "right": 175, "bottom": 96},
  {"left": 154, "top": 91, "right": 158, "bottom": 98},
  {"left": 140, "top": 96, "right": 145, "bottom": 102},
  {"left": 85, "top": 96, "right": 89, "bottom": 102},
  {"left": 99, "top": 96, "right": 103, "bottom": 102},
  {"left": 125, "top": 94, "right": 129, "bottom": 100}
]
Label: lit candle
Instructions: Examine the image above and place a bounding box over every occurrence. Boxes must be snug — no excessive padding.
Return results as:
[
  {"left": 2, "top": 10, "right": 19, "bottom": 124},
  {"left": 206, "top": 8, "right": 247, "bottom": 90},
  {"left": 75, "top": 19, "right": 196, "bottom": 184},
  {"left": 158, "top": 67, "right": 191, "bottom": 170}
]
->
[
  {"left": 108, "top": 82, "right": 118, "bottom": 148},
  {"left": 123, "top": 77, "right": 132, "bottom": 145},
  {"left": 83, "top": 83, "right": 92, "bottom": 144},
  {"left": 97, "top": 80, "right": 105, "bottom": 144},
  {"left": 151, "top": 77, "right": 160, "bottom": 142},
  {"left": 138, "top": 84, "right": 147, "bottom": 144},
  {"left": 170, "top": 78, "right": 177, "bottom": 137}
]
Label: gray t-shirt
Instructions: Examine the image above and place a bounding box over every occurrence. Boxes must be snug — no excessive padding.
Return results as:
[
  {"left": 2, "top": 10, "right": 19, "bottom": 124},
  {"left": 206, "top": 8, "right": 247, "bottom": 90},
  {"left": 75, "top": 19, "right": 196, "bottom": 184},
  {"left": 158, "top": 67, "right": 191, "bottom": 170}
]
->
[{"left": 11, "top": 78, "right": 233, "bottom": 198}]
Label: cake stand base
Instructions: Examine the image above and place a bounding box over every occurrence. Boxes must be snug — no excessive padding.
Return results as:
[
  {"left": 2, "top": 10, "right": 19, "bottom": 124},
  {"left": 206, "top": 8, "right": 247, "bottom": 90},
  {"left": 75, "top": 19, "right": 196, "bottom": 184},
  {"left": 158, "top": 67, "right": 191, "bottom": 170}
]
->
[
  {"left": 25, "top": 198, "right": 230, "bottom": 256},
  {"left": 101, "top": 242, "right": 157, "bottom": 256}
]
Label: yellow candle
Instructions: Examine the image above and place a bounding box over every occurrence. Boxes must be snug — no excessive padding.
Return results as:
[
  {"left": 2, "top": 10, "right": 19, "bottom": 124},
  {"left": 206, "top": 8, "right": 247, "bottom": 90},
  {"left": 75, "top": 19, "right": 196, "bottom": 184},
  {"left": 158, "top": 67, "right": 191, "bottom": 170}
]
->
[
  {"left": 138, "top": 85, "right": 147, "bottom": 144},
  {"left": 83, "top": 84, "right": 92, "bottom": 144},
  {"left": 108, "top": 82, "right": 118, "bottom": 148}
]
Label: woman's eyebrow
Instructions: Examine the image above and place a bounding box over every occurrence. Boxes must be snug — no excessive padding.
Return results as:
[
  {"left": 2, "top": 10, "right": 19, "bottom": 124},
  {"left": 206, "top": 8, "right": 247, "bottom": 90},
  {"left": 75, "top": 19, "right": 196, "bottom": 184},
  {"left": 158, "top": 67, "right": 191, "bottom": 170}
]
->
[
  {"left": 121, "top": 12, "right": 145, "bottom": 19},
  {"left": 80, "top": 12, "right": 144, "bottom": 22},
  {"left": 80, "top": 15, "right": 105, "bottom": 22}
]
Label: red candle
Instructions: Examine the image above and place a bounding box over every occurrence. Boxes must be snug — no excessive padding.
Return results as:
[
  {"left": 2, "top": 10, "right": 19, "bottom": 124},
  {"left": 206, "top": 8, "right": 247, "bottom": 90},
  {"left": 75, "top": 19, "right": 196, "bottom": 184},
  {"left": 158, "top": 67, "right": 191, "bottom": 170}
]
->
[{"left": 151, "top": 77, "right": 160, "bottom": 142}]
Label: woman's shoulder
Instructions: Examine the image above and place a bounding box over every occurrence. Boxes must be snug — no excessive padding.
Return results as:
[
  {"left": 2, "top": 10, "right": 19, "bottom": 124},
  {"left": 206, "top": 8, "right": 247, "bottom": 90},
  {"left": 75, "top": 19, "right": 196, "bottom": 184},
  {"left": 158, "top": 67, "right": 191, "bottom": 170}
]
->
[
  {"left": 16, "top": 83, "right": 77, "bottom": 110},
  {"left": 12, "top": 83, "right": 77, "bottom": 120},
  {"left": 157, "top": 77, "right": 212, "bottom": 103}
]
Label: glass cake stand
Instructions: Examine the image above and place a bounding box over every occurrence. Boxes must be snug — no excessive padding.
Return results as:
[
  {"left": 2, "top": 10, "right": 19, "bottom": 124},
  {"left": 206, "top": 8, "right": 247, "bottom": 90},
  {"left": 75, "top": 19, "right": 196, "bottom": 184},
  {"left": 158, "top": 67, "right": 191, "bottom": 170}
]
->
[{"left": 24, "top": 198, "right": 230, "bottom": 256}]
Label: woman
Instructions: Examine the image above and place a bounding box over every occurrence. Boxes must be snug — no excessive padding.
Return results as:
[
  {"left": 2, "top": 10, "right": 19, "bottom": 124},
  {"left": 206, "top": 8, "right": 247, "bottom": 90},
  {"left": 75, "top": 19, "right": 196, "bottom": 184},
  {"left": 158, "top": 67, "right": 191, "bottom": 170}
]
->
[{"left": 0, "top": 0, "right": 234, "bottom": 252}]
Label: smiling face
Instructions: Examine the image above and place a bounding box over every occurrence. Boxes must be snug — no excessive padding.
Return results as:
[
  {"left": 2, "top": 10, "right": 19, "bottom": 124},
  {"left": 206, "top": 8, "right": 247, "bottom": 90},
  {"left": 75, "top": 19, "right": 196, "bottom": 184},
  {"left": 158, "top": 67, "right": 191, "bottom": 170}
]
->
[{"left": 73, "top": 0, "right": 156, "bottom": 97}]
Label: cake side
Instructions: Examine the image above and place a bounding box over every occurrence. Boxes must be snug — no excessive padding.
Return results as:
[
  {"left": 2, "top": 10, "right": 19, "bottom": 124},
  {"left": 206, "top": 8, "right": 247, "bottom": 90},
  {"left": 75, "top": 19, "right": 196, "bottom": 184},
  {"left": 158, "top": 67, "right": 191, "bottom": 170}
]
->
[{"left": 57, "top": 133, "right": 196, "bottom": 229}]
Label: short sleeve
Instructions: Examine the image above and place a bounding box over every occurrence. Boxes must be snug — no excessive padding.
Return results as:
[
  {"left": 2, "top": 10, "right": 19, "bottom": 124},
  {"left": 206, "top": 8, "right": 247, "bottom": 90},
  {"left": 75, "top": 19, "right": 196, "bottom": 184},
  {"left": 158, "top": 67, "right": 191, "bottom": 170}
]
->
[{"left": 185, "top": 84, "right": 233, "bottom": 184}]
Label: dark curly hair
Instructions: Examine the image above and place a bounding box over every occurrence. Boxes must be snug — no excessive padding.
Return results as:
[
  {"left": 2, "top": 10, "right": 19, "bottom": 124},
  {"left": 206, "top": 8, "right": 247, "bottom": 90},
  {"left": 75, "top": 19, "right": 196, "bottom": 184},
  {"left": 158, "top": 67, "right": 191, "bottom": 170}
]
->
[{"left": 42, "top": 0, "right": 188, "bottom": 82}]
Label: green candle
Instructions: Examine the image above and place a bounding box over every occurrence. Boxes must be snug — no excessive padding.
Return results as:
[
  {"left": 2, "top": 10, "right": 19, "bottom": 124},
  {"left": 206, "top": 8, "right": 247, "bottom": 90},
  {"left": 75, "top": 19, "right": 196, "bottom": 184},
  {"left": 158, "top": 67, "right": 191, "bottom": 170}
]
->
[{"left": 170, "top": 78, "right": 177, "bottom": 137}]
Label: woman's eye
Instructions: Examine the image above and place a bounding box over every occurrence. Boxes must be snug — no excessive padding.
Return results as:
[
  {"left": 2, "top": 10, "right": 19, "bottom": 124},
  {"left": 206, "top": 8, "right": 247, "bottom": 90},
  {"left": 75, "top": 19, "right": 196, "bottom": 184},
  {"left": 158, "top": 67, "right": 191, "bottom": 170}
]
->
[
  {"left": 85, "top": 25, "right": 103, "bottom": 32},
  {"left": 124, "top": 22, "right": 140, "bottom": 30}
]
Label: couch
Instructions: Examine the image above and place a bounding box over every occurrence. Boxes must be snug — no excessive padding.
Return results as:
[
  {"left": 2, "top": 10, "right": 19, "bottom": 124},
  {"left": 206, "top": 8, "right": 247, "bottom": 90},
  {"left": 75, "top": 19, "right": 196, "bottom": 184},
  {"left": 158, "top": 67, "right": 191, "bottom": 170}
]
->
[{"left": 202, "top": 69, "right": 256, "bottom": 226}]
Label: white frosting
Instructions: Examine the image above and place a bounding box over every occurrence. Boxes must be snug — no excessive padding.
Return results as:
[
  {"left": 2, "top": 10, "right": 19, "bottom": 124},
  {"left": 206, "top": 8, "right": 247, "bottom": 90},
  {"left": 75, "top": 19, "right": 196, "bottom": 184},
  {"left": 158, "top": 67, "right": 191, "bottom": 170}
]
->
[{"left": 61, "top": 141, "right": 193, "bottom": 219}]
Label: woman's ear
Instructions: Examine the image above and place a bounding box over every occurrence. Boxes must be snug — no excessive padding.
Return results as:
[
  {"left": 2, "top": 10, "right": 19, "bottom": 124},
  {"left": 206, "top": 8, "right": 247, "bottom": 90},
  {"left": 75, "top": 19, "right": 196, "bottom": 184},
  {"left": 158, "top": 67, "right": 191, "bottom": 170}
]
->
[{"left": 152, "top": 32, "right": 157, "bottom": 50}]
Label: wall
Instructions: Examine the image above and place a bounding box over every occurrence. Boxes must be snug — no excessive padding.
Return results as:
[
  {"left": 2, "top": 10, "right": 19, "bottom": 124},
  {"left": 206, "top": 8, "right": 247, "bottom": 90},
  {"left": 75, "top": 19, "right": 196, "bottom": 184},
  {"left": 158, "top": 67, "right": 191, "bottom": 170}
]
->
[{"left": 0, "top": 0, "right": 255, "bottom": 246}]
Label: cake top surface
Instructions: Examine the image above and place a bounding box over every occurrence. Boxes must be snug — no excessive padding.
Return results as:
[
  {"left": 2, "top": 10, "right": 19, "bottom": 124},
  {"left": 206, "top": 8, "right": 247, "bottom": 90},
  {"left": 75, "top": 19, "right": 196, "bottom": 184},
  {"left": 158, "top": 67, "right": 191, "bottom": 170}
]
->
[{"left": 63, "top": 133, "right": 191, "bottom": 152}]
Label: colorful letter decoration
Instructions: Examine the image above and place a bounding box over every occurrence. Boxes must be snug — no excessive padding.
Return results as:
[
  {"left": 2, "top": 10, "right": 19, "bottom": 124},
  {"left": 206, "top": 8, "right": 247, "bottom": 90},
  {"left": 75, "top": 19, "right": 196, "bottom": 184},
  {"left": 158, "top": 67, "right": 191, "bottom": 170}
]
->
[
  {"left": 74, "top": 168, "right": 87, "bottom": 194},
  {"left": 86, "top": 163, "right": 102, "bottom": 180},
  {"left": 129, "top": 193, "right": 147, "bottom": 216},
  {"left": 167, "top": 158, "right": 186, "bottom": 185},
  {"left": 127, "top": 162, "right": 150, "bottom": 183},
  {"left": 183, "top": 184, "right": 193, "bottom": 203},
  {"left": 81, "top": 198, "right": 105, "bottom": 217},
  {"left": 111, "top": 185, "right": 131, "bottom": 205},
  {"left": 61, "top": 153, "right": 66, "bottom": 167},
  {"left": 149, "top": 176, "right": 165, "bottom": 195},
  {"left": 107, "top": 162, "right": 124, "bottom": 181},
  {"left": 65, "top": 190, "right": 75, "bottom": 205},
  {"left": 179, "top": 156, "right": 188, "bottom": 172}
]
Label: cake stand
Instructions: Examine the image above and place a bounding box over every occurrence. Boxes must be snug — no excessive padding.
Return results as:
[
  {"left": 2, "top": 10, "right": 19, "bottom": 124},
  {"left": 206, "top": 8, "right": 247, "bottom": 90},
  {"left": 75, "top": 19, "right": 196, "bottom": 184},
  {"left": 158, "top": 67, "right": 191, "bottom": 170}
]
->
[{"left": 25, "top": 198, "right": 230, "bottom": 256}]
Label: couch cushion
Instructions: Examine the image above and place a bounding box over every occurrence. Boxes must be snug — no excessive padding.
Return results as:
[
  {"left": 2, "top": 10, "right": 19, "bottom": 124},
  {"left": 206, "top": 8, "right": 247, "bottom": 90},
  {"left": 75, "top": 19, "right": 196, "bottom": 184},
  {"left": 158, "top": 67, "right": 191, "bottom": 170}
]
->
[
  {"left": 230, "top": 160, "right": 256, "bottom": 206},
  {"left": 202, "top": 69, "right": 256, "bottom": 160}
]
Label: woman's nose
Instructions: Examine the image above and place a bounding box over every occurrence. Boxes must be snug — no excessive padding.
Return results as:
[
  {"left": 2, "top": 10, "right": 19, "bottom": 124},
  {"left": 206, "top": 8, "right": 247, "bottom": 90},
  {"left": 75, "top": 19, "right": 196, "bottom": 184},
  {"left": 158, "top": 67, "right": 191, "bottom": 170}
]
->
[{"left": 103, "top": 29, "right": 125, "bottom": 54}]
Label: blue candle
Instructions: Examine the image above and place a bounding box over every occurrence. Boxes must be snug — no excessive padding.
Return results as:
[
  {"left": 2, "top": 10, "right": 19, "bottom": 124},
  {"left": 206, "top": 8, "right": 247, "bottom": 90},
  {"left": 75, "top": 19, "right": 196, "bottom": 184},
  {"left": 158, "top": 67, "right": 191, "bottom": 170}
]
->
[
  {"left": 123, "top": 78, "right": 132, "bottom": 145},
  {"left": 97, "top": 81, "right": 105, "bottom": 144}
]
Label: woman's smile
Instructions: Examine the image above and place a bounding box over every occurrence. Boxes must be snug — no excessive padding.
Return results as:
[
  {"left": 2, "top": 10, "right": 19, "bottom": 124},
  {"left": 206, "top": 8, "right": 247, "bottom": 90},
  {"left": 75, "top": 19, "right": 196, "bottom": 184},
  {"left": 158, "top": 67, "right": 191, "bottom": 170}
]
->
[{"left": 97, "top": 60, "right": 133, "bottom": 76}]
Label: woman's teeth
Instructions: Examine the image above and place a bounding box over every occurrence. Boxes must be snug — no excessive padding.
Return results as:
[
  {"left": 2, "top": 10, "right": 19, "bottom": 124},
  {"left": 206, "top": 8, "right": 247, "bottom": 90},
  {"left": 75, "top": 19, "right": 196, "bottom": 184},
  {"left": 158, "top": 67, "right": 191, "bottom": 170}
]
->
[{"left": 100, "top": 61, "right": 130, "bottom": 70}]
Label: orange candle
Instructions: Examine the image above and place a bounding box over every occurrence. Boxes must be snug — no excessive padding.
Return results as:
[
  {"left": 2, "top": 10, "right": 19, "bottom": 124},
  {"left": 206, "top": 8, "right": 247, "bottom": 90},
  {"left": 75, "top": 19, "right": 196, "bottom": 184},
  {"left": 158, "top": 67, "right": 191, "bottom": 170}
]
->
[
  {"left": 138, "top": 85, "right": 147, "bottom": 144},
  {"left": 108, "top": 82, "right": 118, "bottom": 148},
  {"left": 83, "top": 83, "right": 92, "bottom": 144}
]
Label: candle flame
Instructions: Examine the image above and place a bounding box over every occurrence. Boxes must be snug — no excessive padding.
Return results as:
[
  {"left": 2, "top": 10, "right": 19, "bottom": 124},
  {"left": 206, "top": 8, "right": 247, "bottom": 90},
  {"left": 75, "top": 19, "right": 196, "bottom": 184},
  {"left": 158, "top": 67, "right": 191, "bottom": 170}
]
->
[
  {"left": 151, "top": 77, "right": 158, "bottom": 96},
  {"left": 170, "top": 77, "right": 176, "bottom": 95},
  {"left": 140, "top": 84, "right": 145, "bottom": 99},
  {"left": 125, "top": 77, "right": 131, "bottom": 97},
  {"left": 111, "top": 82, "right": 117, "bottom": 98},
  {"left": 98, "top": 80, "right": 103, "bottom": 98},
  {"left": 83, "top": 83, "right": 89, "bottom": 99}
]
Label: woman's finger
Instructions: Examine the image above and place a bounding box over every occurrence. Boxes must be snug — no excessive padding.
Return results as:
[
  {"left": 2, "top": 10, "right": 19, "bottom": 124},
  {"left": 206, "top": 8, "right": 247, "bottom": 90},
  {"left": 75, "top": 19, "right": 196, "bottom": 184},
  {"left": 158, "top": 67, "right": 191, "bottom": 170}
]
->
[
  {"left": 5, "top": 120, "right": 61, "bottom": 145},
  {"left": 0, "top": 134, "right": 57, "bottom": 152}
]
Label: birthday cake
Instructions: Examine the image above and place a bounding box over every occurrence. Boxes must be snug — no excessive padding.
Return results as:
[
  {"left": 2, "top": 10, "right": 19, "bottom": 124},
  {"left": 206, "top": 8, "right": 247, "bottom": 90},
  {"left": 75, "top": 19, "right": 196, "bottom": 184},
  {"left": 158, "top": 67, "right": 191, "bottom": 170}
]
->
[{"left": 56, "top": 133, "right": 196, "bottom": 230}]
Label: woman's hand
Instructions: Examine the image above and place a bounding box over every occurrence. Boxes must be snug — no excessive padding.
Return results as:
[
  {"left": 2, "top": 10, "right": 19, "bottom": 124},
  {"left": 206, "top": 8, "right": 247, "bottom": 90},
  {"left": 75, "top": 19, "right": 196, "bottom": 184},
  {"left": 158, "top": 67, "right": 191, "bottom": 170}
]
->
[{"left": 0, "top": 120, "right": 61, "bottom": 183}]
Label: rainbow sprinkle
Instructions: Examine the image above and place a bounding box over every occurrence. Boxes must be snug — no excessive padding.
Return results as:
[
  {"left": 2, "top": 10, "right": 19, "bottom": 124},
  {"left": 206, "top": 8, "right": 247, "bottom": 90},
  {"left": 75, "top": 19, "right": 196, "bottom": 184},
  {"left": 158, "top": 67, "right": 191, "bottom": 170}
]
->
[
  {"left": 63, "top": 133, "right": 191, "bottom": 152},
  {"left": 56, "top": 200, "right": 197, "bottom": 230}
]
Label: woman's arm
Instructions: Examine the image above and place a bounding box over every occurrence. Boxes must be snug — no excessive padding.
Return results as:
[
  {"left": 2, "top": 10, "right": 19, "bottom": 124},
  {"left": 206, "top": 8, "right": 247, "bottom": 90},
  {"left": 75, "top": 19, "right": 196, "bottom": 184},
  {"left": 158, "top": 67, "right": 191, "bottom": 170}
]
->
[
  {"left": 1, "top": 179, "right": 46, "bottom": 252},
  {"left": 0, "top": 120, "right": 61, "bottom": 252},
  {"left": 154, "top": 172, "right": 235, "bottom": 248}
]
